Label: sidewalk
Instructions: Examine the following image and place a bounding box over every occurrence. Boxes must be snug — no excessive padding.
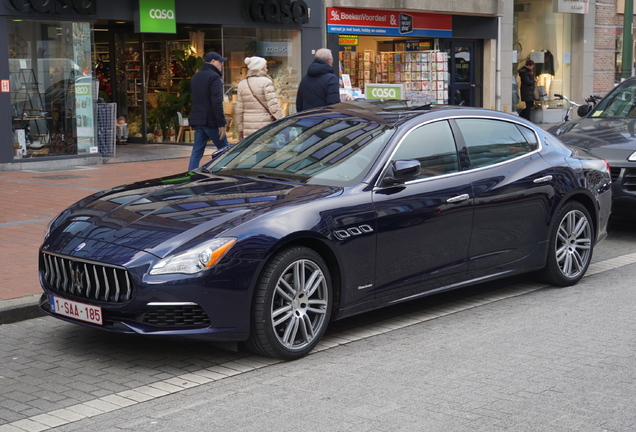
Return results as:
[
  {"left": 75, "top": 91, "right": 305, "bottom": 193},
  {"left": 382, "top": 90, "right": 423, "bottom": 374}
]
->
[{"left": 0, "top": 142, "right": 218, "bottom": 322}]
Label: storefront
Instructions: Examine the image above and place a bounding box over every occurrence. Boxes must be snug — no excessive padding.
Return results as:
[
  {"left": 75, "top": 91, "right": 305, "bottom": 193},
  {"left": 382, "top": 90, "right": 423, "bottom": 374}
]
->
[
  {"left": 509, "top": 0, "right": 593, "bottom": 123},
  {"left": 324, "top": 6, "right": 499, "bottom": 108},
  {"left": 0, "top": 0, "right": 322, "bottom": 166}
]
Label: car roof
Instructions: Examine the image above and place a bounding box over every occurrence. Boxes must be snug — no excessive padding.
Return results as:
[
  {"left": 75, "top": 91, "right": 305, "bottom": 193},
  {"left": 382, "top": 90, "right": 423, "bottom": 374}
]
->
[{"left": 292, "top": 100, "right": 518, "bottom": 127}]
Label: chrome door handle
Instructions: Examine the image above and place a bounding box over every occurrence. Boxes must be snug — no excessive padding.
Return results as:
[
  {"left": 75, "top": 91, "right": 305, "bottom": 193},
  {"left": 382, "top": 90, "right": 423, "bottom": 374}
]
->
[
  {"left": 533, "top": 175, "right": 553, "bottom": 183},
  {"left": 446, "top": 194, "right": 470, "bottom": 203}
]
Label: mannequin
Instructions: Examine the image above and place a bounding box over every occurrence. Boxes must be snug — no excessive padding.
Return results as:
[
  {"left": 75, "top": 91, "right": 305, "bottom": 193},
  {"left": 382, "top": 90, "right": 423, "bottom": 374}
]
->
[{"left": 536, "top": 50, "right": 555, "bottom": 106}]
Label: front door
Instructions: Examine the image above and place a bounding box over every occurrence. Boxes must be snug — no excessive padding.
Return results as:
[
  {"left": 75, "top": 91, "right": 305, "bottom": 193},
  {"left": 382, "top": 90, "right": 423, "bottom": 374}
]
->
[
  {"left": 446, "top": 40, "right": 482, "bottom": 107},
  {"left": 373, "top": 120, "right": 473, "bottom": 299}
]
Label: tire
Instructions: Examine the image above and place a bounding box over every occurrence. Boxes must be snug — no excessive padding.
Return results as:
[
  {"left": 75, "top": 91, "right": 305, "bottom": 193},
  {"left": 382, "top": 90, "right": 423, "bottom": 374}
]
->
[
  {"left": 245, "top": 246, "right": 332, "bottom": 360},
  {"left": 540, "top": 201, "right": 594, "bottom": 287}
]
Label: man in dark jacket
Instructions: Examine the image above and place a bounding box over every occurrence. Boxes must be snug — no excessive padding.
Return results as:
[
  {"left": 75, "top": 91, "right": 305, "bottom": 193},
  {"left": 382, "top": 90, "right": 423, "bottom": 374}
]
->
[
  {"left": 188, "top": 51, "right": 229, "bottom": 171},
  {"left": 296, "top": 48, "right": 340, "bottom": 112},
  {"left": 518, "top": 59, "right": 536, "bottom": 121}
]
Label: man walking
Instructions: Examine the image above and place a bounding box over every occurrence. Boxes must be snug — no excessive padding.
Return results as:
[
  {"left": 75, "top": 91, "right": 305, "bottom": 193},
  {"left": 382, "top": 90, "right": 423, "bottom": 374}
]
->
[
  {"left": 296, "top": 48, "right": 340, "bottom": 112},
  {"left": 188, "top": 51, "right": 229, "bottom": 171}
]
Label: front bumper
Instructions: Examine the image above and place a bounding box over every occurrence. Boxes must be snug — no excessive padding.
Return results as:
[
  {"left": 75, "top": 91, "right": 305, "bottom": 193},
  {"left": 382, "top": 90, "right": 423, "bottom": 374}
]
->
[{"left": 39, "top": 293, "right": 250, "bottom": 341}]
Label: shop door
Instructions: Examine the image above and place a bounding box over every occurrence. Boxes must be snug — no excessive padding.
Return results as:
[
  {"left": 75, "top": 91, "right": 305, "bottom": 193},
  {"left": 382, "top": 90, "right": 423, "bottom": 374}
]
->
[{"left": 447, "top": 41, "right": 482, "bottom": 107}]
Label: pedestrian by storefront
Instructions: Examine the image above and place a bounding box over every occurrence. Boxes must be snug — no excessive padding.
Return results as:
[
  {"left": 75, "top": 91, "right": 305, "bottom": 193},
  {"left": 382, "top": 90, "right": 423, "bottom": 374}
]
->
[
  {"left": 0, "top": 0, "right": 322, "bottom": 170},
  {"left": 235, "top": 56, "right": 284, "bottom": 139}
]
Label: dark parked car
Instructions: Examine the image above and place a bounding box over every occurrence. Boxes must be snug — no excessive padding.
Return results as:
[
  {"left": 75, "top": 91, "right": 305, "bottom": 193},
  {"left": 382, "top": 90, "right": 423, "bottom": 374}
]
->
[
  {"left": 549, "top": 77, "right": 636, "bottom": 209},
  {"left": 39, "top": 101, "right": 612, "bottom": 360}
]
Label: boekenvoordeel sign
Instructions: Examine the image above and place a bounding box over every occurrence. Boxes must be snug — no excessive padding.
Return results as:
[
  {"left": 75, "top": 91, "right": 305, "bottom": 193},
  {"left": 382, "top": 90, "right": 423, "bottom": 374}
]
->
[
  {"left": 137, "top": 0, "right": 176, "bottom": 34},
  {"left": 326, "top": 7, "right": 452, "bottom": 37},
  {"left": 243, "top": 0, "right": 309, "bottom": 24},
  {"left": 5, "top": 0, "right": 96, "bottom": 15}
]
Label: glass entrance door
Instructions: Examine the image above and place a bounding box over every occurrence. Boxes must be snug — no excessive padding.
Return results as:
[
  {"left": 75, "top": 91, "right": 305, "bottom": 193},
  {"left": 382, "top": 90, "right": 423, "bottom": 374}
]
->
[{"left": 446, "top": 40, "right": 482, "bottom": 107}]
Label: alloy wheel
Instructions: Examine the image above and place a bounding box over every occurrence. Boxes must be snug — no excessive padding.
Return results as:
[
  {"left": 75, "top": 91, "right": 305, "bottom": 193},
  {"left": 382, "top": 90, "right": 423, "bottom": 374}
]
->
[
  {"left": 270, "top": 258, "right": 329, "bottom": 351},
  {"left": 555, "top": 209, "right": 592, "bottom": 279}
]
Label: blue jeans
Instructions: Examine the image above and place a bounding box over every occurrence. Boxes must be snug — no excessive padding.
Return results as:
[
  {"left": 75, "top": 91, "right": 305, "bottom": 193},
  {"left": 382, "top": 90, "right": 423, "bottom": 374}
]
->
[{"left": 188, "top": 126, "right": 229, "bottom": 171}]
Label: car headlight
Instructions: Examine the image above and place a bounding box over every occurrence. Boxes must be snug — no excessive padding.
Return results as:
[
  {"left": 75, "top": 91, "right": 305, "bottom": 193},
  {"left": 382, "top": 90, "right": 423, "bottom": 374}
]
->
[
  {"left": 149, "top": 237, "right": 237, "bottom": 275},
  {"left": 628, "top": 151, "right": 636, "bottom": 162}
]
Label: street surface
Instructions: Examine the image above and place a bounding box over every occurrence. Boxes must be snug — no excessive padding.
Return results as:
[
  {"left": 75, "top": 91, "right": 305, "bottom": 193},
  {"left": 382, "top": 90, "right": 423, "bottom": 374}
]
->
[{"left": 0, "top": 215, "right": 635, "bottom": 432}]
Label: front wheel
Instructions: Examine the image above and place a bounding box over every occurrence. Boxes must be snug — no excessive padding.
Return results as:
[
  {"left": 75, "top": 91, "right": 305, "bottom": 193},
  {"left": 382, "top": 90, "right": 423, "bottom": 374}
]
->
[
  {"left": 540, "top": 201, "right": 594, "bottom": 287},
  {"left": 245, "top": 246, "right": 332, "bottom": 360}
]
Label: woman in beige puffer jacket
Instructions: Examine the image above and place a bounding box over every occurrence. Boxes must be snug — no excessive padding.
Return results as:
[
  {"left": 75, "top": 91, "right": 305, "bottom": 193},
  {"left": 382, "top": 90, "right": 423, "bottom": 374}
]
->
[{"left": 235, "top": 56, "right": 284, "bottom": 139}]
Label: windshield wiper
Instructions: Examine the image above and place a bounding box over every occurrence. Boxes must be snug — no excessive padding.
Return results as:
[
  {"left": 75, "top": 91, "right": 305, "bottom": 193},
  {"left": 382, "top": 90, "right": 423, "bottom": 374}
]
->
[{"left": 256, "top": 174, "right": 293, "bottom": 182}]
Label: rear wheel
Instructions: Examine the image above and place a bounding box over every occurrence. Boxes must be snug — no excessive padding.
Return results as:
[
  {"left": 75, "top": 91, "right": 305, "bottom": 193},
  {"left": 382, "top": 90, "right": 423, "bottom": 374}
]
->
[
  {"left": 540, "top": 201, "right": 593, "bottom": 286},
  {"left": 246, "top": 246, "right": 332, "bottom": 360}
]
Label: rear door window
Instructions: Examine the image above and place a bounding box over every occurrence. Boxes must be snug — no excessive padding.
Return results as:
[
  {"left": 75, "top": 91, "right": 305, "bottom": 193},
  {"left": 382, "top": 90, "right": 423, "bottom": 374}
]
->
[{"left": 454, "top": 118, "right": 538, "bottom": 169}]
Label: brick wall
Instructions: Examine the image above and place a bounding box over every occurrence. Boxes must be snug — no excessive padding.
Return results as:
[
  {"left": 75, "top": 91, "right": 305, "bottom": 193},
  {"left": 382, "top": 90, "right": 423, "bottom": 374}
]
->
[{"left": 594, "top": 0, "right": 627, "bottom": 94}]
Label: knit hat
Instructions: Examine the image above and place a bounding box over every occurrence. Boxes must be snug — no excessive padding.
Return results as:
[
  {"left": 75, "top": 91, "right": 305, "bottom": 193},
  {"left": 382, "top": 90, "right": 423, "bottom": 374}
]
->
[{"left": 244, "top": 56, "right": 267, "bottom": 72}]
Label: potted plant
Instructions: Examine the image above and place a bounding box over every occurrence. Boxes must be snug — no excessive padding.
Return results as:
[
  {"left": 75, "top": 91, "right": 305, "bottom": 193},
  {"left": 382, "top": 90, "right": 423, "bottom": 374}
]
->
[{"left": 172, "top": 49, "right": 204, "bottom": 116}]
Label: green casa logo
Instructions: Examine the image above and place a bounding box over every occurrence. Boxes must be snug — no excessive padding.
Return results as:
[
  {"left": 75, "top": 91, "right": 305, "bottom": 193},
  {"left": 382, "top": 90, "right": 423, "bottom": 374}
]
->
[
  {"left": 75, "top": 85, "right": 91, "bottom": 95},
  {"left": 366, "top": 84, "right": 403, "bottom": 100},
  {"left": 138, "top": 0, "right": 176, "bottom": 33},
  {"left": 149, "top": 8, "right": 174, "bottom": 19}
]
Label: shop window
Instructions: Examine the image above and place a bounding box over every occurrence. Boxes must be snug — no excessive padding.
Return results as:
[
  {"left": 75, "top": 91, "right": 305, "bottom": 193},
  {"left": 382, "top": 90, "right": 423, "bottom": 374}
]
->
[
  {"left": 9, "top": 20, "right": 94, "bottom": 158},
  {"left": 512, "top": 0, "right": 572, "bottom": 110},
  {"left": 223, "top": 28, "right": 302, "bottom": 140},
  {"left": 112, "top": 28, "right": 223, "bottom": 143},
  {"left": 338, "top": 45, "right": 449, "bottom": 105}
]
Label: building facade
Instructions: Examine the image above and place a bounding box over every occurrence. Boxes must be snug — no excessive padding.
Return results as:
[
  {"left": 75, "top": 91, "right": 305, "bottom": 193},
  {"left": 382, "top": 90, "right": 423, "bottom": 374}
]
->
[{"left": 0, "top": 0, "right": 632, "bottom": 171}]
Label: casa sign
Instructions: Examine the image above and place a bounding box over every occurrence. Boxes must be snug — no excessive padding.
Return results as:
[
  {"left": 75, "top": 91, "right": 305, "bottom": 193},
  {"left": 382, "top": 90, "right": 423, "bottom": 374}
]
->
[
  {"left": 243, "top": 0, "right": 309, "bottom": 24},
  {"left": 137, "top": 0, "right": 176, "bottom": 33},
  {"left": 553, "top": 0, "right": 589, "bottom": 14},
  {"left": 365, "top": 84, "right": 404, "bottom": 100}
]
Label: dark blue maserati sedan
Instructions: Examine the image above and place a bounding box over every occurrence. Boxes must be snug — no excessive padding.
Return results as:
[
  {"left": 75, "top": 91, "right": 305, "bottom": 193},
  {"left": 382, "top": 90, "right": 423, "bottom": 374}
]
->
[{"left": 39, "top": 101, "right": 612, "bottom": 360}]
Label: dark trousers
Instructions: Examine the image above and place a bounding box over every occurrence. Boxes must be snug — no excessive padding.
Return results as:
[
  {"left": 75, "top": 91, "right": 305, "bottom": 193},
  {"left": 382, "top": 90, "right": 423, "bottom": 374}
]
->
[
  {"left": 188, "top": 126, "right": 229, "bottom": 171},
  {"left": 520, "top": 100, "right": 534, "bottom": 121}
]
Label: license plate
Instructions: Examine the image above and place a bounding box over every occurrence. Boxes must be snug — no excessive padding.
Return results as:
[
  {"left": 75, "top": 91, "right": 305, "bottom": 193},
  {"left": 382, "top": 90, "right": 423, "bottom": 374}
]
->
[{"left": 50, "top": 296, "right": 103, "bottom": 325}]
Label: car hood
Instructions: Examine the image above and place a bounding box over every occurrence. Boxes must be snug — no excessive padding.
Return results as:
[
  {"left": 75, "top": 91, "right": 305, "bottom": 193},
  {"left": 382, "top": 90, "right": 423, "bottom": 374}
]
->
[
  {"left": 551, "top": 117, "right": 636, "bottom": 164},
  {"left": 43, "top": 171, "right": 341, "bottom": 260}
]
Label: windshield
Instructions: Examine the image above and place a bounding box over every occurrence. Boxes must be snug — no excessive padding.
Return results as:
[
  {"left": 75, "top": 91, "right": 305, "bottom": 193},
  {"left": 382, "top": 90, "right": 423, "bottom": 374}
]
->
[
  {"left": 590, "top": 80, "right": 636, "bottom": 118},
  {"left": 205, "top": 116, "right": 394, "bottom": 186}
]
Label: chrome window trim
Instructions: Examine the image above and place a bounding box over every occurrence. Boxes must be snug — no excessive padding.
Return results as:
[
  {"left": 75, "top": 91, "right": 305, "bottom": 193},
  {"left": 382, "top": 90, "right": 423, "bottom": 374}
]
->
[{"left": 373, "top": 114, "right": 543, "bottom": 189}]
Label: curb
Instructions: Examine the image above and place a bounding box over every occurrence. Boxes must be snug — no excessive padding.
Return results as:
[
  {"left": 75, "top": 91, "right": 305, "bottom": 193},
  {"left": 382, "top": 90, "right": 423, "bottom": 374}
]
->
[{"left": 0, "top": 295, "right": 42, "bottom": 325}]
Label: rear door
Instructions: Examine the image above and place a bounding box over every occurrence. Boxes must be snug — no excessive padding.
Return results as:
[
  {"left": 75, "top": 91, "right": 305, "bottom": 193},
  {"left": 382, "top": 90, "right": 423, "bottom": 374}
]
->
[{"left": 452, "top": 117, "right": 556, "bottom": 274}]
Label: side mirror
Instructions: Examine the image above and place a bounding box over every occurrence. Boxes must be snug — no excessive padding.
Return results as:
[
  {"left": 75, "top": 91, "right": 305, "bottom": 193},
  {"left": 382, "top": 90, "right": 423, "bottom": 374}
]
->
[
  {"left": 382, "top": 160, "right": 421, "bottom": 185},
  {"left": 577, "top": 104, "right": 592, "bottom": 118}
]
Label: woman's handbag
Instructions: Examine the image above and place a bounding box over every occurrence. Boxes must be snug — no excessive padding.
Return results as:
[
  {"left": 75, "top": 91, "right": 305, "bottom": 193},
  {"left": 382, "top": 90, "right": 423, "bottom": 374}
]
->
[{"left": 246, "top": 78, "right": 276, "bottom": 121}]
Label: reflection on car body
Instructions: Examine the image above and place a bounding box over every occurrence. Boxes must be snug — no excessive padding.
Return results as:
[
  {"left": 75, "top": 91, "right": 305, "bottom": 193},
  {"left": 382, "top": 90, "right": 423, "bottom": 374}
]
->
[{"left": 39, "top": 100, "right": 612, "bottom": 360}]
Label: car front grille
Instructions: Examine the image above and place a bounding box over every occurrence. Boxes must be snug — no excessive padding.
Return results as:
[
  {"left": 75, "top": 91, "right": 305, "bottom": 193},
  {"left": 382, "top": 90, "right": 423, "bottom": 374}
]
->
[
  {"left": 143, "top": 305, "right": 211, "bottom": 327},
  {"left": 622, "top": 168, "right": 636, "bottom": 192},
  {"left": 610, "top": 167, "right": 621, "bottom": 182},
  {"left": 41, "top": 252, "right": 134, "bottom": 304}
]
